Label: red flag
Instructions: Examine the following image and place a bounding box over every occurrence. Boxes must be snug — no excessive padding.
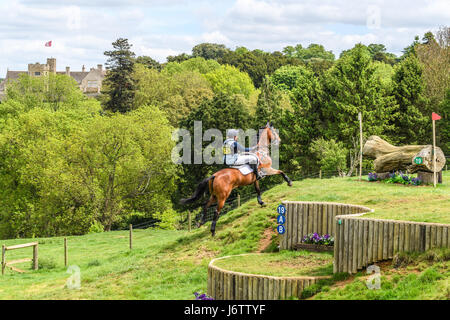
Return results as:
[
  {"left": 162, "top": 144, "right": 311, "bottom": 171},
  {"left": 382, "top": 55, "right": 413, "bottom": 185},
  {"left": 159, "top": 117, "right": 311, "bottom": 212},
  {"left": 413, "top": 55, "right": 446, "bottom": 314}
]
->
[
  {"left": 45, "top": 41, "right": 52, "bottom": 47},
  {"left": 432, "top": 112, "right": 441, "bottom": 121}
]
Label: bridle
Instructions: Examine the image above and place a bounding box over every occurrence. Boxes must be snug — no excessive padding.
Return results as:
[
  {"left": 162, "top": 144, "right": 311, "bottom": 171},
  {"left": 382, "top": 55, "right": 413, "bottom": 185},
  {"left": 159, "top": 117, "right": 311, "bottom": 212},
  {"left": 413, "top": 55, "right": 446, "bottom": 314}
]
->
[
  {"left": 268, "top": 126, "right": 280, "bottom": 146},
  {"left": 256, "top": 126, "right": 279, "bottom": 148}
]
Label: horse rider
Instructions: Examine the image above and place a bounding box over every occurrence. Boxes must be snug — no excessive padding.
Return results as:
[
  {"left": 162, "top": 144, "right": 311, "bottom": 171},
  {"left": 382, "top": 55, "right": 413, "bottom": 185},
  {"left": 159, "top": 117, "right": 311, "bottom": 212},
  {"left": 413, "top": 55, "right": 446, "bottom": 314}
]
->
[{"left": 223, "top": 129, "right": 262, "bottom": 180}]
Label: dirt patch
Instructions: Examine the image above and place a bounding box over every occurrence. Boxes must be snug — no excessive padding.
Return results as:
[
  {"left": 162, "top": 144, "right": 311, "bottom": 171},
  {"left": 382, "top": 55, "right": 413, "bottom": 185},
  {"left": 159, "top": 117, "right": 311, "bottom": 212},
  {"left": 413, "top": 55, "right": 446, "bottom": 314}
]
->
[
  {"left": 258, "top": 227, "right": 275, "bottom": 252},
  {"left": 177, "top": 245, "right": 218, "bottom": 264},
  {"left": 196, "top": 245, "right": 218, "bottom": 260}
]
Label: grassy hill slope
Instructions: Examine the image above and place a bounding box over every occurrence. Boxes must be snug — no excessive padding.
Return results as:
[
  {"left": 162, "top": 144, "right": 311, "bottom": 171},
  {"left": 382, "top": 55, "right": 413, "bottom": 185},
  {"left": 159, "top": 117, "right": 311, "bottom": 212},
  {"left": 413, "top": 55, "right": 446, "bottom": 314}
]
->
[{"left": 0, "top": 172, "right": 448, "bottom": 299}]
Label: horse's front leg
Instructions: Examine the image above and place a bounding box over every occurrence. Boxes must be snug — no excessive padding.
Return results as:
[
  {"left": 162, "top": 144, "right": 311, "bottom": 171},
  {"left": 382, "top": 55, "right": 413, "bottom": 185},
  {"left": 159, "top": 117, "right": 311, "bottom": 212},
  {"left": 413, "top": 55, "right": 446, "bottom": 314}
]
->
[
  {"left": 264, "top": 167, "right": 293, "bottom": 186},
  {"left": 254, "top": 180, "right": 265, "bottom": 206}
]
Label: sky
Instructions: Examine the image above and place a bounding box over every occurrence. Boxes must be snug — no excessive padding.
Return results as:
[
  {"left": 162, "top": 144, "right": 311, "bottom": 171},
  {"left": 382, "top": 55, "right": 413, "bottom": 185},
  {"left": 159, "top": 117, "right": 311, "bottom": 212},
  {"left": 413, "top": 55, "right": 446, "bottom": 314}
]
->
[{"left": 0, "top": 0, "right": 449, "bottom": 76}]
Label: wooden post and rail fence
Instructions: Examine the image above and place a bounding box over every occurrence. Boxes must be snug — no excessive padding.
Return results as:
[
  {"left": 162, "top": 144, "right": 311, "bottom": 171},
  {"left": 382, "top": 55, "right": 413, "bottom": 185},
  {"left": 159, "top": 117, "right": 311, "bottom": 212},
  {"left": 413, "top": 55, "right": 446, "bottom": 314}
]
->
[{"left": 2, "top": 242, "right": 38, "bottom": 275}]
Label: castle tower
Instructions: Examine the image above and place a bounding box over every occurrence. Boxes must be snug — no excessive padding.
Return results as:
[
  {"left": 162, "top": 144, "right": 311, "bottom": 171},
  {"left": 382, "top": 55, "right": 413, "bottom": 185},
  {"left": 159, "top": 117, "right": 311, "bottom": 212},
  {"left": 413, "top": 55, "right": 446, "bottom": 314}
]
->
[{"left": 47, "top": 58, "right": 56, "bottom": 74}]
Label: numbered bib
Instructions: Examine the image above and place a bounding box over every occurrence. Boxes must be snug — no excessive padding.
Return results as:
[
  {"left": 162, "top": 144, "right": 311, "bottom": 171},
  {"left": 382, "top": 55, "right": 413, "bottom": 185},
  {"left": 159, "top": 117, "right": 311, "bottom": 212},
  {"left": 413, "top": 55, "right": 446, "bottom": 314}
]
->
[{"left": 223, "top": 145, "right": 232, "bottom": 155}]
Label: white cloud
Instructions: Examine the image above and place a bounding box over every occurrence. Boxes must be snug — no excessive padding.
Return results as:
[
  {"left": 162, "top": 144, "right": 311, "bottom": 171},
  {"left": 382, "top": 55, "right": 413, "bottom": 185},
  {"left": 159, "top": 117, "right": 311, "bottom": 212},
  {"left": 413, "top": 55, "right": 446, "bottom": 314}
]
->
[
  {"left": 0, "top": 0, "right": 449, "bottom": 77},
  {"left": 212, "top": 0, "right": 450, "bottom": 55}
]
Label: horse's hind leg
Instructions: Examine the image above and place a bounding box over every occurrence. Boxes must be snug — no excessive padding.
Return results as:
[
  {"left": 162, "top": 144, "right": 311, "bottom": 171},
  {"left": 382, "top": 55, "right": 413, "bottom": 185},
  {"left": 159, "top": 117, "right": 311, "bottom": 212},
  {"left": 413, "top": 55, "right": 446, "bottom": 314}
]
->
[
  {"left": 254, "top": 180, "right": 265, "bottom": 206},
  {"left": 211, "top": 196, "right": 227, "bottom": 237},
  {"left": 198, "top": 195, "right": 215, "bottom": 227}
]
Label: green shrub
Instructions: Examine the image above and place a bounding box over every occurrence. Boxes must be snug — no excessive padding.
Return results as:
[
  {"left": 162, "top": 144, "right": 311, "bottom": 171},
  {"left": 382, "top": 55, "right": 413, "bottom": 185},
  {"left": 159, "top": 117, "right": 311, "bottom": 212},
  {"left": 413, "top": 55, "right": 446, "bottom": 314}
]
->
[
  {"left": 87, "top": 260, "right": 101, "bottom": 267},
  {"left": 37, "top": 257, "right": 57, "bottom": 270},
  {"left": 88, "top": 220, "right": 104, "bottom": 234}
]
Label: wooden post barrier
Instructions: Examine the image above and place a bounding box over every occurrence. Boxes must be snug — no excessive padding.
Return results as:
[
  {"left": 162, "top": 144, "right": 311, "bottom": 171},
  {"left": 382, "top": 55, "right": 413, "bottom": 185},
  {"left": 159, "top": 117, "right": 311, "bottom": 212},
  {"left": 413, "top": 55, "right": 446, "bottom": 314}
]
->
[
  {"left": 64, "top": 238, "right": 68, "bottom": 267},
  {"left": 1, "top": 242, "right": 38, "bottom": 275},
  {"left": 280, "top": 201, "right": 372, "bottom": 250},
  {"left": 188, "top": 212, "right": 192, "bottom": 232},
  {"left": 237, "top": 194, "right": 241, "bottom": 207},
  {"left": 129, "top": 224, "right": 133, "bottom": 250},
  {"left": 1, "top": 245, "right": 5, "bottom": 275},
  {"left": 208, "top": 254, "right": 332, "bottom": 300},
  {"left": 334, "top": 217, "right": 450, "bottom": 274}
]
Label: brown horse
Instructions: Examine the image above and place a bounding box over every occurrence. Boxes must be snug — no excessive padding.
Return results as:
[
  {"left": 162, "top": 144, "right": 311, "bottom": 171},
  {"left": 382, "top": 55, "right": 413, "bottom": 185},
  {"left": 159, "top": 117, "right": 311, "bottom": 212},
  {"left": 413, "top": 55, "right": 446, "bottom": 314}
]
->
[{"left": 180, "top": 123, "right": 292, "bottom": 236}]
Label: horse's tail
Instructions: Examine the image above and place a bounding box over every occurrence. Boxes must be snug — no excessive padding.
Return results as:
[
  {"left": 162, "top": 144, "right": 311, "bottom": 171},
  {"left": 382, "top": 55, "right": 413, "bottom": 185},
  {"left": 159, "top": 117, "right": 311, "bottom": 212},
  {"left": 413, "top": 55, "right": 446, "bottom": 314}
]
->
[{"left": 180, "top": 175, "right": 215, "bottom": 205}]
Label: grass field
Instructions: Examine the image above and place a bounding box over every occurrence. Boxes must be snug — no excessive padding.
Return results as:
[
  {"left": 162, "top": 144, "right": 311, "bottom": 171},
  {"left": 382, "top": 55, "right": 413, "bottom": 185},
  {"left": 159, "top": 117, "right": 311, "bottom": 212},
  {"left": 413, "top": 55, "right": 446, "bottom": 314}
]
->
[
  {"left": 212, "top": 251, "right": 333, "bottom": 277},
  {"left": 0, "top": 172, "right": 448, "bottom": 299}
]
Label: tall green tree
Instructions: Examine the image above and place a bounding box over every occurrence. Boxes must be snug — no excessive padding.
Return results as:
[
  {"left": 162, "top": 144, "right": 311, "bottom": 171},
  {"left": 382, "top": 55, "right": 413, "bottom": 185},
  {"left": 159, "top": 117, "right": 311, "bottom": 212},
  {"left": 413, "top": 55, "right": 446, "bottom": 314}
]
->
[
  {"left": 437, "top": 89, "right": 450, "bottom": 155},
  {"left": 204, "top": 65, "right": 256, "bottom": 98},
  {"left": 136, "top": 55, "right": 161, "bottom": 71},
  {"left": 283, "top": 44, "right": 335, "bottom": 62},
  {"left": 390, "top": 55, "right": 429, "bottom": 144},
  {"left": 102, "top": 38, "right": 136, "bottom": 113},
  {"left": 0, "top": 104, "right": 177, "bottom": 237},
  {"left": 178, "top": 94, "right": 253, "bottom": 198},
  {"left": 163, "top": 57, "right": 220, "bottom": 75},
  {"left": 219, "top": 49, "right": 301, "bottom": 88},
  {"left": 192, "top": 43, "right": 230, "bottom": 60},
  {"left": 321, "top": 44, "right": 397, "bottom": 150},
  {"left": 268, "top": 64, "right": 322, "bottom": 175},
  {"left": 367, "top": 44, "right": 397, "bottom": 65},
  {"left": 3, "top": 73, "right": 89, "bottom": 113},
  {"left": 133, "top": 63, "right": 213, "bottom": 126},
  {"left": 166, "top": 53, "right": 191, "bottom": 63}
]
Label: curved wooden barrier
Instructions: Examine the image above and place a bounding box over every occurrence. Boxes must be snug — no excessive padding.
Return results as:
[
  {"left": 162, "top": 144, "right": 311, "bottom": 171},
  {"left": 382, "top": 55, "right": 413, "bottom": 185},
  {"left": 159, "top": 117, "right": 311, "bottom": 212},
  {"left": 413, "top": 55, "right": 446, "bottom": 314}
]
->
[
  {"left": 207, "top": 254, "right": 331, "bottom": 300},
  {"left": 279, "top": 201, "right": 450, "bottom": 274},
  {"left": 280, "top": 201, "right": 373, "bottom": 250},
  {"left": 334, "top": 216, "right": 450, "bottom": 273}
]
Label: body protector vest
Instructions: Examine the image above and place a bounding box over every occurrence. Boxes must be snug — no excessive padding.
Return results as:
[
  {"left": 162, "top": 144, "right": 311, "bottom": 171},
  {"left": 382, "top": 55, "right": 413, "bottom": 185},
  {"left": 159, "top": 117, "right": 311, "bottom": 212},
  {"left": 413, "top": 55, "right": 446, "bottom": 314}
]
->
[{"left": 223, "top": 138, "right": 238, "bottom": 165}]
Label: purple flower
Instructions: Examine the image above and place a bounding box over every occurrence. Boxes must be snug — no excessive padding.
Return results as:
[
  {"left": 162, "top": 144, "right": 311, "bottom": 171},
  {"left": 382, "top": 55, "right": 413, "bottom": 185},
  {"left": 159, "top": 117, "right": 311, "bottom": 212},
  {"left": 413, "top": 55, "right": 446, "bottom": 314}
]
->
[
  {"left": 194, "top": 292, "right": 214, "bottom": 300},
  {"left": 302, "top": 233, "right": 334, "bottom": 246},
  {"left": 368, "top": 172, "right": 378, "bottom": 181}
]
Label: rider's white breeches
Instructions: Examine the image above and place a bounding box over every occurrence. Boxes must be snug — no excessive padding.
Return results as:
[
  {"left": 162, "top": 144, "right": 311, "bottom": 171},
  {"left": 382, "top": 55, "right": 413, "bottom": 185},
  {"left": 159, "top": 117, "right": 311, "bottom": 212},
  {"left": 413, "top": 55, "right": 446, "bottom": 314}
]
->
[{"left": 233, "top": 154, "right": 258, "bottom": 165}]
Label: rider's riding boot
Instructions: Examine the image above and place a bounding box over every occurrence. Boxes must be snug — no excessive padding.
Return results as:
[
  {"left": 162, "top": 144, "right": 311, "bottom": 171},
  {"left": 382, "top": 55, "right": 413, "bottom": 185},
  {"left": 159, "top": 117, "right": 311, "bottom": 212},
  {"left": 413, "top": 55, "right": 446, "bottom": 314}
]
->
[{"left": 251, "top": 163, "right": 262, "bottom": 180}]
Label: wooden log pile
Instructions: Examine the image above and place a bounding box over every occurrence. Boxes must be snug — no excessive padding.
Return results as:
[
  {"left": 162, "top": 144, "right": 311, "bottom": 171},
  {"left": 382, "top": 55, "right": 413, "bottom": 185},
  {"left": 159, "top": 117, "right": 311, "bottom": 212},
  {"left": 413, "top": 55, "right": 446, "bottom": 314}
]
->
[{"left": 363, "top": 136, "right": 446, "bottom": 181}]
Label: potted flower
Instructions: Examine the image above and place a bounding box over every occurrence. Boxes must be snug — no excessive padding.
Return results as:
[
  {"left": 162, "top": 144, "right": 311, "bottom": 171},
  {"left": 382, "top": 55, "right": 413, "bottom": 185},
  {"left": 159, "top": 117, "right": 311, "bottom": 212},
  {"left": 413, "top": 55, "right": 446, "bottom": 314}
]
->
[{"left": 295, "top": 233, "right": 334, "bottom": 252}]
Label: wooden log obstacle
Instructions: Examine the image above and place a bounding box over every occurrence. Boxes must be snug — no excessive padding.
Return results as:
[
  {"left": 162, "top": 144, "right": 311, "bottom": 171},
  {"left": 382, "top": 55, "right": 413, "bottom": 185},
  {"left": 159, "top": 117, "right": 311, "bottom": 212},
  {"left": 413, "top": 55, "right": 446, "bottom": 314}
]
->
[
  {"left": 334, "top": 217, "right": 450, "bottom": 273},
  {"left": 207, "top": 254, "right": 331, "bottom": 300},
  {"left": 280, "top": 201, "right": 450, "bottom": 274},
  {"left": 2, "top": 242, "right": 38, "bottom": 275},
  {"left": 207, "top": 201, "right": 449, "bottom": 299},
  {"left": 363, "top": 135, "right": 446, "bottom": 174},
  {"left": 280, "top": 201, "right": 373, "bottom": 250}
]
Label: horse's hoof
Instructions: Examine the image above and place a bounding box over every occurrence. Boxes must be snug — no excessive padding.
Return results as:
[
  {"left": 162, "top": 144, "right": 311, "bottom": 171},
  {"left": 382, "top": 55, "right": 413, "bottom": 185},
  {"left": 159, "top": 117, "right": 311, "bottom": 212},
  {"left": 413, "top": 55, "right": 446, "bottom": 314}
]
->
[
  {"left": 288, "top": 181, "right": 293, "bottom": 187},
  {"left": 211, "top": 232, "right": 215, "bottom": 237},
  {"left": 259, "top": 201, "right": 266, "bottom": 207}
]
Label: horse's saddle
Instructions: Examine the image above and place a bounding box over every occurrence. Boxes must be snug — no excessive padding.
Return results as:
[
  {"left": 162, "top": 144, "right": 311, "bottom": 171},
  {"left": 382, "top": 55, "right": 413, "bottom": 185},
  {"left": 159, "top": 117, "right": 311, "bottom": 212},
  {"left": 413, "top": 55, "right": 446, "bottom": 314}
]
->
[
  {"left": 230, "top": 153, "right": 262, "bottom": 176},
  {"left": 230, "top": 164, "right": 253, "bottom": 175}
]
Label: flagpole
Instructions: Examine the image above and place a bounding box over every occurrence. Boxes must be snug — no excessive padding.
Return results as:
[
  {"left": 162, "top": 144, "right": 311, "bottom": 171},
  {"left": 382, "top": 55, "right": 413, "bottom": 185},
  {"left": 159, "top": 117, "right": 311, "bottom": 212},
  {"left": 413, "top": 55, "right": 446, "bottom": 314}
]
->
[{"left": 433, "top": 118, "right": 436, "bottom": 188}]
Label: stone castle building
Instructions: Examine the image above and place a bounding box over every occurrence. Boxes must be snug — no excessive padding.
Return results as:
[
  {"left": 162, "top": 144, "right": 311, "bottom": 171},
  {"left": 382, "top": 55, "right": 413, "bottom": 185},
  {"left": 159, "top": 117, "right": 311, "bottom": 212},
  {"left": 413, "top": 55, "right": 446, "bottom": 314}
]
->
[{"left": 0, "top": 58, "right": 106, "bottom": 100}]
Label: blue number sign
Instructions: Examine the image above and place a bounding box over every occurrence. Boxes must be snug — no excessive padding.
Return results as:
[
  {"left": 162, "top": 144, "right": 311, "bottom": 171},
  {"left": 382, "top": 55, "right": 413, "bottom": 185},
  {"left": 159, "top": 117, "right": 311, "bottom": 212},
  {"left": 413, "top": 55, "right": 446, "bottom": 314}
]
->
[
  {"left": 277, "top": 225, "right": 286, "bottom": 234},
  {"left": 277, "top": 204, "right": 286, "bottom": 215},
  {"left": 277, "top": 215, "right": 286, "bottom": 225}
]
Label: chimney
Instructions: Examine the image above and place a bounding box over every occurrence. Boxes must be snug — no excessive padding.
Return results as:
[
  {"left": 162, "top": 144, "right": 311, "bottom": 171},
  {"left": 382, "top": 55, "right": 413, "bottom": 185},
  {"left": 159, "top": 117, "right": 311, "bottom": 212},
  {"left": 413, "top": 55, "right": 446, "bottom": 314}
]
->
[
  {"left": 66, "top": 66, "right": 70, "bottom": 76},
  {"left": 97, "top": 64, "right": 103, "bottom": 72},
  {"left": 82, "top": 65, "right": 85, "bottom": 72}
]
